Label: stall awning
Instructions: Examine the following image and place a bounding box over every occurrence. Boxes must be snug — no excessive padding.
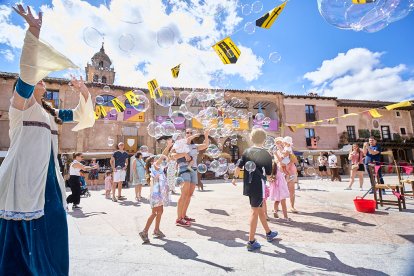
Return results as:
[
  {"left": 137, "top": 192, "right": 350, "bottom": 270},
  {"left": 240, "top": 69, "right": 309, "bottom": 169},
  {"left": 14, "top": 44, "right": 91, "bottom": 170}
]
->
[{"left": 62, "top": 152, "right": 115, "bottom": 159}]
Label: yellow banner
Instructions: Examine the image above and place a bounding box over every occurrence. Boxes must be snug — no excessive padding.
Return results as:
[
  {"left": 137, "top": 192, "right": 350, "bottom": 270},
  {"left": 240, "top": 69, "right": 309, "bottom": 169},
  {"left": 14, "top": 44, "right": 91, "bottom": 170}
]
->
[
  {"left": 368, "top": 109, "right": 382, "bottom": 118},
  {"left": 212, "top": 37, "right": 241, "bottom": 64},
  {"left": 255, "top": 1, "right": 287, "bottom": 29},
  {"left": 111, "top": 98, "right": 126, "bottom": 112},
  {"left": 171, "top": 64, "right": 181, "bottom": 78},
  {"left": 192, "top": 118, "right": 248, "bottom": 130},
  {"left": 385, "top": 101, "right": 412, "bottom": 110},
  {"left": 147, "top": 79, "right": 163, "bottom": 99},
  {"left": 124, "top": 90, "right": 139, "bottom": 106},
  {"left": 352, "top": 0, "right": 375, "bottom": 4},
  {"left": 341, "top": 113, "right": 358, "bottom": 118},
  {"left": 95, "top": 105, "right": 108, "bottom": 119}
]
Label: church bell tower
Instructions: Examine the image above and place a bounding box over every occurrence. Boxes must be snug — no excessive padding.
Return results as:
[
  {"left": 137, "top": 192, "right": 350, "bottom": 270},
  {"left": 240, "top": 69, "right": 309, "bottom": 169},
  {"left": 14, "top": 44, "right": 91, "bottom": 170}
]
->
[{"left": 85, "top": 43, "right": 115, "bottom": 84}]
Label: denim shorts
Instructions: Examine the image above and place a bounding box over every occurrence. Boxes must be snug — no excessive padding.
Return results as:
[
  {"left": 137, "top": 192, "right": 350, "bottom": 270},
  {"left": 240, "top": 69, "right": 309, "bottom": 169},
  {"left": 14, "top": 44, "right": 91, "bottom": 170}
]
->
[{"left": 178, "top": 167, "right": 198, "bottom": 185}]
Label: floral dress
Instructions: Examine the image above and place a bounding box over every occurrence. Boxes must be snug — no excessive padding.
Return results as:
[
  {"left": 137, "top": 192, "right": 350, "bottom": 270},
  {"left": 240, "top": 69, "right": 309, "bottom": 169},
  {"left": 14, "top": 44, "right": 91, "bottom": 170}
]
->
[
  {"left": 149, "top": 165, "right": 170, "bottom": 208},
  {"left": 166, "top": 160, "right": 177, "bottom": 192}
]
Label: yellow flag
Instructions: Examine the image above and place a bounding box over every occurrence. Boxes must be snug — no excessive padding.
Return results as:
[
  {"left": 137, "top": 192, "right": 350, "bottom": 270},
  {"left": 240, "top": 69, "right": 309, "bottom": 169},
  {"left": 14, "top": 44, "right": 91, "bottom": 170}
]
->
[
  {"left": 256, "top": 1, "right": 287, "bottom": 29},
  {"left": 111, "top": 98, "right": 126, "bottom": 112},
  {"left": 95, "top": 105, "right": 107, "bottom": 119},
  {"left": 288, "top": 125, "right": 296, "bottom": 132},
  {"left": 147, "top": 79, "right": 163, "bottom": 99},
  {"left": 296, "top": 123, "right": 306, "bottom": 129},
  {"left": 385, "top": 101, "right": 412, "bottom": 110},
  {"left": 368, "top": 109, "right": 382, "bottom": 118},
  {"left": 124, "top": 91, "right": 139, "bottom": 106},
  {"left": 311, "top": 120, "right": 324, "bottom": 125},
  {"left": 341, "top": 113, "right": 358, "bottom": 118},
  {"left": 352, "top": 0, "right": 376, "bottom": 4},
  {"left": 212, "top": 37, "right": 241, "bottom": 64},
  {"left": 171, "top": 64, "right": 181, "bottom": 78}
]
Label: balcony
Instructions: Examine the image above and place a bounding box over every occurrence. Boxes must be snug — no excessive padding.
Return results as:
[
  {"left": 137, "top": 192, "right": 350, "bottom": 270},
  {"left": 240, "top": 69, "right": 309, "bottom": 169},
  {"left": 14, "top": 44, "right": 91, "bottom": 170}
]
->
[{"left": 339, "top": 130, "right": 414, "bottom": 148}]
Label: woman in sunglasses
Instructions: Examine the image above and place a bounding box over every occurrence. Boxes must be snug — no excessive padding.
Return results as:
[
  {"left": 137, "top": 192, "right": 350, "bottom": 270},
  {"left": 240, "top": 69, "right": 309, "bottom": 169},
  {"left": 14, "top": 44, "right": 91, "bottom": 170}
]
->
[{"left": 173, "top": 128, "right": 210, "bottom": 227}]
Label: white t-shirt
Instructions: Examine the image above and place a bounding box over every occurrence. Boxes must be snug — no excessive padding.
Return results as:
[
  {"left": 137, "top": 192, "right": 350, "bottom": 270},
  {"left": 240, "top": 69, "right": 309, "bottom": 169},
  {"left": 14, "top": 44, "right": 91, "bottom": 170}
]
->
[
  {"left": 328, "top": 155, "right": 337, "bottom": 168},
  {"left": 70, "top": 160, "right": 81, "bottom": 176},
  {"left": 318, "top": 156, "right": 327, "bottom": 166}
]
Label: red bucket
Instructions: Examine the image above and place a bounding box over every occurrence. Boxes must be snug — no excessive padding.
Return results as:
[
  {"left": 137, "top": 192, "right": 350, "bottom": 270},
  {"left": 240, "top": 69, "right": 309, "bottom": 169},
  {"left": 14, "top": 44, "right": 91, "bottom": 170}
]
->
[{"left": 353, "top": 197, "right": 376, "bottom": 213}]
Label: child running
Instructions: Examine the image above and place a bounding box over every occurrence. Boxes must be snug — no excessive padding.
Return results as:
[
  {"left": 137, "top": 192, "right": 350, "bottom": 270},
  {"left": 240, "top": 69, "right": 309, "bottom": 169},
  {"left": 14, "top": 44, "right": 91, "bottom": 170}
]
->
[
  {"left": 104, "top": 171, "right": 112, "bottom": 199},
  {"left": 139, "top": 140, "right": 173, "bottom": 244}
]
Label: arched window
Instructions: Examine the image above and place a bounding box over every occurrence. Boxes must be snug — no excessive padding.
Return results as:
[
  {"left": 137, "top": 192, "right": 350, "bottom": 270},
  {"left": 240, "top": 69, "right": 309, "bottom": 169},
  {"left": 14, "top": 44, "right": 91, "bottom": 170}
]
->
[
  {"left": 99, "top": 95, "right": 115, "bottom": 107},
  {"left": 99, "top": 61, "right": 104, "bottom": 68},
  {"left": 93, "top": 75, "right": 99, "bottom": 82},
  {"left": 101, "top": 76, "right": 107, "bottom": 83}
]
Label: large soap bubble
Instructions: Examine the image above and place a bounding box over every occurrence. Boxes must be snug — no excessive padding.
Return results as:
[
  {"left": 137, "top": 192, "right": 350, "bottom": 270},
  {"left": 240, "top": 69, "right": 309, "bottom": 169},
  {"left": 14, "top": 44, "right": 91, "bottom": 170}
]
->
[
  {"left": 317, "top": 0, "right": 414, "bottom": 33},
  {"left": 154, "top": 87, "right": 176, "bottom": 107}
]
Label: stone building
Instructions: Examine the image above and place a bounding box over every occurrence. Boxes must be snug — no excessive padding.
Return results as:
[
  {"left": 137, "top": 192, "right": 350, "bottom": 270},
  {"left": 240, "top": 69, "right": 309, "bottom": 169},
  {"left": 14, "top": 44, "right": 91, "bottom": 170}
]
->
[{"left": 1, "top": 46, "right": 413, "bottom": 167}]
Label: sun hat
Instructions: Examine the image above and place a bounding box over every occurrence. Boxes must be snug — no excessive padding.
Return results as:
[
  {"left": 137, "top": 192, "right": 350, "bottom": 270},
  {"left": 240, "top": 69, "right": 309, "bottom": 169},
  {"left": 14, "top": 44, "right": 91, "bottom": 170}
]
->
[{"left": 283, "top": 136, "right": 293, "bottom": 145}]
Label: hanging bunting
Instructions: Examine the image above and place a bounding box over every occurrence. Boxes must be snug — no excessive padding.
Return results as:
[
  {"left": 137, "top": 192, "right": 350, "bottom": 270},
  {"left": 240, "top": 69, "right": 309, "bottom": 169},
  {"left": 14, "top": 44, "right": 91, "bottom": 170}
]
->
[
  {"left": 368, "top": 109, "right": 382, "bottom": 118},
  {"left": 326, "top": 118, "right": 337, "bottom": 123},
  {"left": 147, "top": 79, "right": 163, "bottom": 99},
  {"left": 296, "top": 123, "right": 306, "bottom": 129},
  {"left": 255, "top": 1, "right": 287, "bottom": 29},
  {"left": 95, "top": 105, "right": 107, "bottom": 119},
  {"left": 311, "top": 120, "right": 324, "bottom": 125},
  {"left": 111, "top": 98, "right": 126, "bottom": 112},
  {"left": 124, "top": 90, "right": 140, "bottom": 106},
  {"left": 385, "top": 101, "right": 412, "bottom": 110},
  {"left": 171, "top": 64, "right": 181, "bottom": 78},
  {"left": 352, "top": 0, "right": 376, "bottom": 4},
  {"left": 340, "top": 113, "right": 358, "bottom": 118},
  {"left": 288, "top": 125, "right": 296, "bottom": 132},
  {"left": 212, "top": 37, "right": 241, "bottom": 64}
]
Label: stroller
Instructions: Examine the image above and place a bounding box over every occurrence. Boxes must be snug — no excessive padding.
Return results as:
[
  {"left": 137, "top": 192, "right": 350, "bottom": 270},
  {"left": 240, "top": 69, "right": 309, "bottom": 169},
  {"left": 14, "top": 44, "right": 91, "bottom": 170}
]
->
[{"left": 80, "top": 175, "right": 91, "bottom": 198}]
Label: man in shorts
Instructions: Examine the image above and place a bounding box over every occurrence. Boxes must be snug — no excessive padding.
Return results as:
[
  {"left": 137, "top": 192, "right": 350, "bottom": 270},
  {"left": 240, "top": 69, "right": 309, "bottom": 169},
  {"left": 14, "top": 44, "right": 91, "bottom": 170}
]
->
[
  {"left": 318, "top": 152, "right": 328, "bottom": 180},
  {"left": 110, "top": 142, "right": 129, "bottom": 202},
  {"left": 232, "top": 128, "right": 278, "bottom": 251}
]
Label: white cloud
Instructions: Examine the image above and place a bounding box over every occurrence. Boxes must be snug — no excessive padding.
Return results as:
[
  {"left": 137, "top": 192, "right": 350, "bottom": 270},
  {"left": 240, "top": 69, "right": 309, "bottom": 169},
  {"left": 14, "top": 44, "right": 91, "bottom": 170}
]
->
[
  {"left": 304, "top": 48, "right": 414, "bottom": 101},
  {"left": 0, "top": 5, "right": 26, "bottom": 49},
  {"left": 0, "top": 49, "right": 15, "bottom": 61},
  {"left": 0, "top": 0, "right": 263, "bottom": 88}
]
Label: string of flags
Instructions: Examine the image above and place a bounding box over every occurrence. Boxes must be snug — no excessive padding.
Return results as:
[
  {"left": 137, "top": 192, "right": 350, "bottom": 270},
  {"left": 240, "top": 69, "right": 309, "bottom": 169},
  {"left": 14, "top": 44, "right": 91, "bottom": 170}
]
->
[
  {"left": 94, "top": 90, "right": 143, "bottom": 119},
  {"left": 282, "top": 100, "right": 413, "bottom": 132}
]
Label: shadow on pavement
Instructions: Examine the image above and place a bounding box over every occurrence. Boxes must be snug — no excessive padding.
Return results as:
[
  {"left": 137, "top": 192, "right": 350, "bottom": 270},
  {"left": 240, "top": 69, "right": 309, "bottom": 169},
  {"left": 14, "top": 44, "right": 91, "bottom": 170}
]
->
[
  {"left": 151, "top": 239, "right": 234, "bottom": 272},
  {"left": 205, "top": 209, "right": 230, "bottom": 216},
  {"left": 270, "top": 219, "right": 345, "bottom": 234},
  {"left": 296, "top": 212, "right": 376, "bottom": 227},
  {"left": 263, "top": 241, "right": 389, "bottom": 276},
  {"left": 68, "top": 211, "right": 107, "bottom": 218},
  {"left": 184, "top": 223, "right": 248, "bottom": 247},
  {"left": 398, "top": 234, "right": 414, "bottom": 244},
  {"left": 117, "top": 200, "right": 141, "bottom": 207}
]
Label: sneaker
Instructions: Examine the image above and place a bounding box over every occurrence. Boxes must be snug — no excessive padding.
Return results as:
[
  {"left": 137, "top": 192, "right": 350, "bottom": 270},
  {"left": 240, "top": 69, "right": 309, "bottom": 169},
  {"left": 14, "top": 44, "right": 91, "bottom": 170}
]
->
[
  {"left": 153, "top": 231, "right": 166, "bottom": 238},
  {"left": 247, "top": 240, "right": 261, "bottom": 251},
  {"left": 139, "top": 231, "right": 150, "bottom": 244},
  {"left": 184, "top": 216, "right": 196, "bottom": 222},
  {"left": 176, "top": 219, "right": 191, "bottom": 227},
  {"left": 266, "top": 231, "right": 278, "bottom": 242}
]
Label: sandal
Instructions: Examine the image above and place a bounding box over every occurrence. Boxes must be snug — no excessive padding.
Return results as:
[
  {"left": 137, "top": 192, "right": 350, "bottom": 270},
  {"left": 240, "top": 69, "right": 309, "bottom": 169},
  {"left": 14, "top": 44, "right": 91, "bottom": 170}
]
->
[
  {"left": 273, "top": 210, "right": 279, "bottom": 219},
  {"left": 153, "top": 230, "right": 166, "bottom": 238},
  {"left": 139, "top": 231, "right": 150, "bottom": 244}
]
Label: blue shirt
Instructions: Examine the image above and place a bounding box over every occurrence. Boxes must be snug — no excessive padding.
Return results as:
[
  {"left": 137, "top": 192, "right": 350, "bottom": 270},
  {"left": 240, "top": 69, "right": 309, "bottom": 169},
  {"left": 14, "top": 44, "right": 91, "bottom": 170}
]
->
[
  {"left": 113, "top": 151, "right": 129, "bottom": 168},
  {"left": 365, "top": 144, "right": 381, "bottom": 163}
]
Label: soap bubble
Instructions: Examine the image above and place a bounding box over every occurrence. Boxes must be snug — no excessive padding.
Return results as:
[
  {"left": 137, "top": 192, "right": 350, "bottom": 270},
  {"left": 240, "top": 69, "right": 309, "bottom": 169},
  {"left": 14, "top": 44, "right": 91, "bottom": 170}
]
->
[
  {"left": 96, "top": 95, "right": 105, "bottom": 105},
  {"left": 154, "top": 87, "right": 176, "bottom": 107},
  {"left": 157, "top": 27, "right": 175, "bottom": 48},
  {"left": 133, "top": 95, "right": 150, "bottom": 113},
  {"left": 109, "top": 108, "right": 118, "bottom": 116},
  {"left": 107, "top": 137, "right": 115, "bottom": 147},
  {"left": 242, "top": 3, "right": 252, "bottom": 15},
  {"left": 244, "top": 21, "right": 256, "bottom": 34},
  {"left": 147, "top": 121, "right": 161, "bottom": 137},
  {"left": 209, "top": 160, "right": 220, "bottom": 172},
  {"left": 264, "top": 136, "right": 275, "bottom": 150},
  {"left": 317, "top": 0, "right": 414, "bottom": 33},
  {"left": 251, "top": 1, "right": 263, "bottom": 13},
  {"left": 255, "top": 113, "right": 265, "bottom": 121},
  {"left": 228, "top": 163, "right": 236, "bottom": 173},
  {"left": 171, "top": 111, "right": 186, "bottom": 124},
  {"left": 161, "top": 121, "right": 176, "bottom": 136},
  {"left": 106, "top": 0, "right": 144, "bottom": 24},
  {"left": 223, "top": 174, "right": 229, "bottom": 181},
  {"left": 206, "top": 144, "right": 221, "bottom": 158},
  {"left": 197, "top": 163, "right": 208, "bottom": 174},
  {"left": 269, "top": 52, "right": 282, "bottom": 63},
  {"left": 119, "top": 34, "right": 135, "bottom": 52},
  {"left": 245, "top": 161, "right": 256, "bottom": 172},
  {"left": 184, "top": 112, "right": 194, "bottom": 120},
  {"left": 102, "top": 85, "right": 111, "bottom": 93},
  {"left": 83, "top": 27, "right": 103, "bottom": 48},
  {"left": 179, "top": 91, "right": 191, "bottom": 101},
  {"left": 179, "top": 104, "right": 189, "bottom": 114},
  {"left": 263, "top": 117, "right": 271, "bottom": 124}
]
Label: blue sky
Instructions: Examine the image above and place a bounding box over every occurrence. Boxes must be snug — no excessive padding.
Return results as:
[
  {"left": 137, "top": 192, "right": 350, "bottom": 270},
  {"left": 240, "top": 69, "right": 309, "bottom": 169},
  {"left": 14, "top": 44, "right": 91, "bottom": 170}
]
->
[{"left": 0, "top": 0, "right": 413, "bottom": 100}]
